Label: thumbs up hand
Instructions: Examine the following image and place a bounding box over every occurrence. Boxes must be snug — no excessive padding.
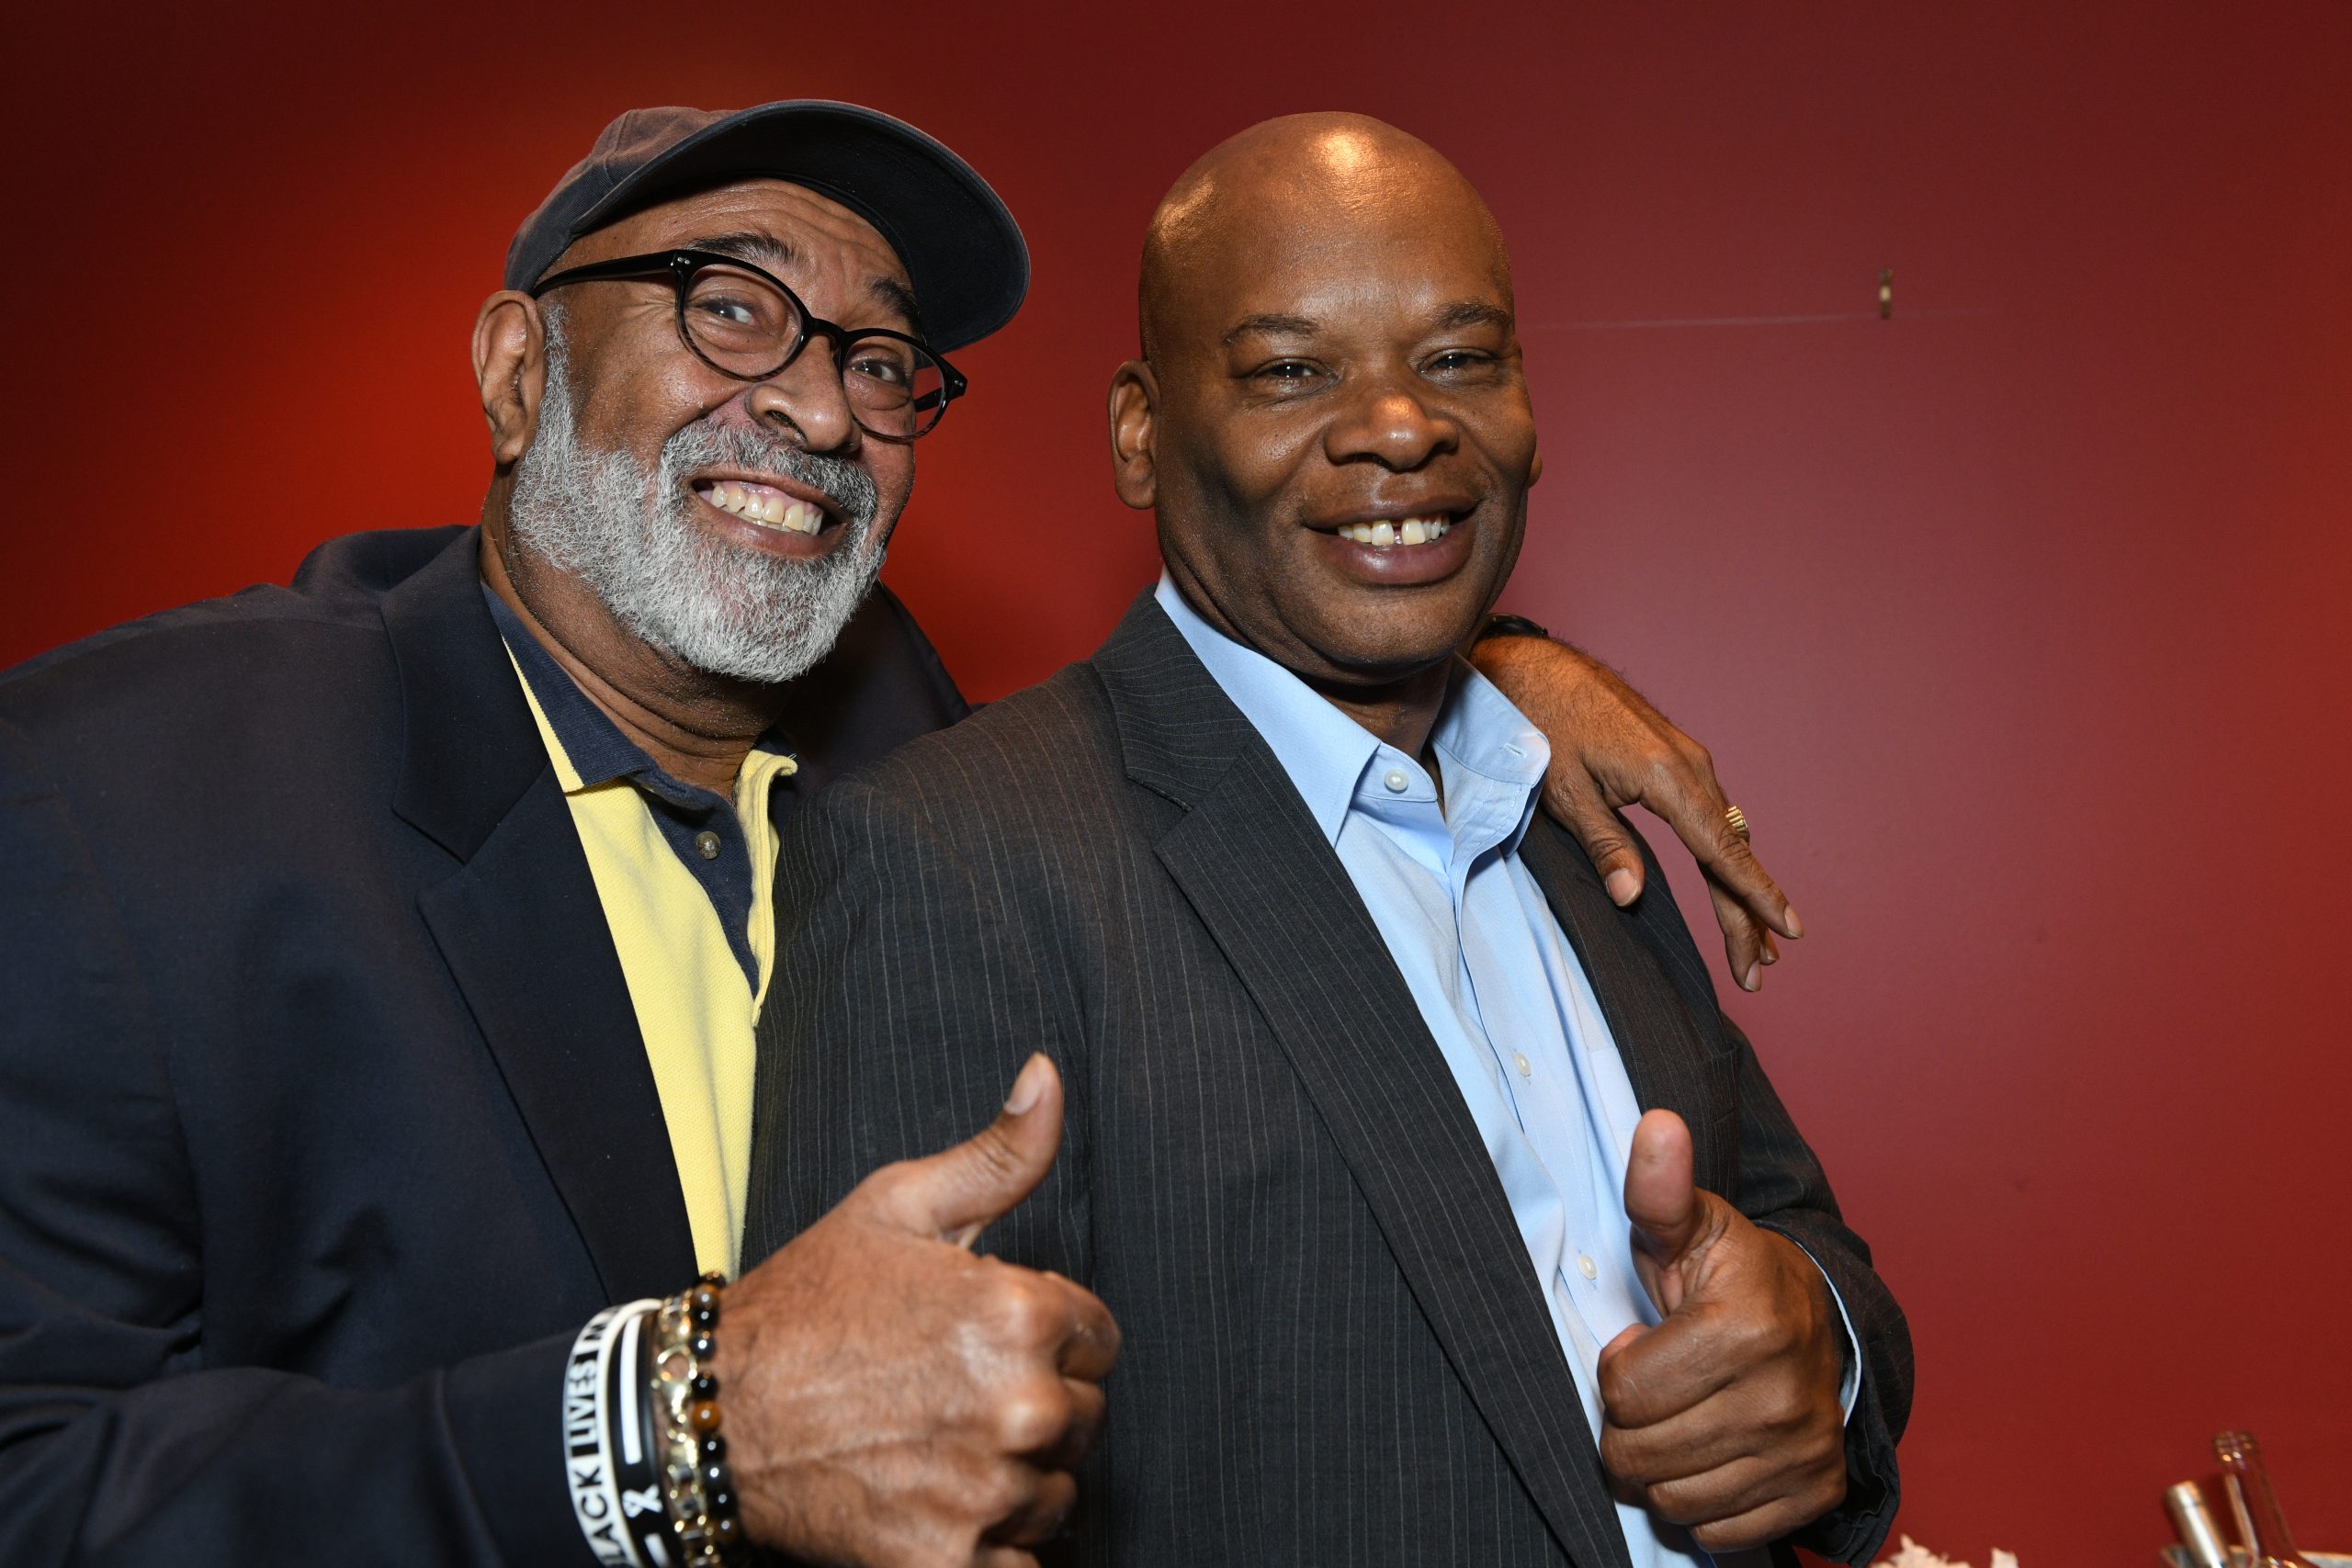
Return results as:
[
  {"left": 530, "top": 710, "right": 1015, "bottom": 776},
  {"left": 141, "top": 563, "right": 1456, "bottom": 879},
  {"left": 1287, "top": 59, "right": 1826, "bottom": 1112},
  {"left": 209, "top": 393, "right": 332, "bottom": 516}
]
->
[
  {"left": 1597, "top": 1111, "right": 1849, "bottom": 1553},
  {"left": 715, "top": 1055, "right": 1119, "bottom": 1568}
]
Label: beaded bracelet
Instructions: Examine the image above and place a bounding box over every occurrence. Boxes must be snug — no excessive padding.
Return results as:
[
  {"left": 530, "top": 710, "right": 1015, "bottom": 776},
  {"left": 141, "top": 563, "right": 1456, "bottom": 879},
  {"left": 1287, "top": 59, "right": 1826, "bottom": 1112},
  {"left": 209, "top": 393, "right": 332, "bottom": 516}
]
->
[{"left": 648, "top": 1271, "right": 748, "bottom": 1567}]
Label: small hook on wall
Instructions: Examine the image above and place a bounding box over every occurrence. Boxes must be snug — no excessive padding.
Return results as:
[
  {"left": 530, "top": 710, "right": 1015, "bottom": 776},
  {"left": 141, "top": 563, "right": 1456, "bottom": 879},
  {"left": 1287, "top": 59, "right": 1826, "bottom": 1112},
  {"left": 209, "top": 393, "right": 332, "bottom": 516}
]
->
[{"left": 1879, "top": 266, "right": 1894, "bottom": 321}]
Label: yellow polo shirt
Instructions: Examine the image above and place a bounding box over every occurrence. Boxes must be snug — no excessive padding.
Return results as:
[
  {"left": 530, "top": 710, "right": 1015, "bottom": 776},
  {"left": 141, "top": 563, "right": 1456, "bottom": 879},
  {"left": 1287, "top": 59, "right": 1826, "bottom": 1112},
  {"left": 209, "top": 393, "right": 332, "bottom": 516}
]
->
[{"left": 488, "top": 589, "right": 794, "bottom": 1277}]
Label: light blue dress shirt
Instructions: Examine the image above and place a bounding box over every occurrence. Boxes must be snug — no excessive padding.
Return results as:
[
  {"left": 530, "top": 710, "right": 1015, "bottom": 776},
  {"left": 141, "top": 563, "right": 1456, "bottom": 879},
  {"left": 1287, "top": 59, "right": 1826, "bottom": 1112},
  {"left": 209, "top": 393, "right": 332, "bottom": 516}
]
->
[{"left": 1158, "top": 576, "right": 1851, "bottom": 1568}]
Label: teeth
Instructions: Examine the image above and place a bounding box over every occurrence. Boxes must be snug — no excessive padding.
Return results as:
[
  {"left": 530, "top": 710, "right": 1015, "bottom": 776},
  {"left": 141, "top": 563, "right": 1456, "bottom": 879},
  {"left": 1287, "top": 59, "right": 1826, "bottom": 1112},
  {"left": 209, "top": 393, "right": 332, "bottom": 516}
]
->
[
  {"left": 1340, "top": 515, "right": 1452, "bottom": 548},
  {"left": 703, "top": 481, "right": 824, "bottom": 535}
]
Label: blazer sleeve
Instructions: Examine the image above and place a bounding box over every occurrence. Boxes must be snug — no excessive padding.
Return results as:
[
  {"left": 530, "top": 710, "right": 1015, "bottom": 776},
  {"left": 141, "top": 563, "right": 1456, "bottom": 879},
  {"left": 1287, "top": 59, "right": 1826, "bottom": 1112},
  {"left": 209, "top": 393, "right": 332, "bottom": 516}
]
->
[
  {"left": 1609, "top": 828, "right": 1912, "bottom": 1566},
  {"left": 1718, "top": 1010, "right": 1915, "bottom": 1567},
  {"left": 742, "top": 770, "right": 1088, "bottom": 1283},
  {"left": 0, "top": 718, "right": 594, "bottom": 1568}
]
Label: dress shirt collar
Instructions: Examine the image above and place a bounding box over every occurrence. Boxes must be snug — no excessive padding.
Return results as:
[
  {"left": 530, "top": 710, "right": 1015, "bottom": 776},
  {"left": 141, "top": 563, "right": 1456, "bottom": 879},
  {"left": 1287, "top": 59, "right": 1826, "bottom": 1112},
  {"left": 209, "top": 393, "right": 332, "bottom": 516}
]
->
[{"left": 1152, "top": 573, "right": 1551, "bottom": 846}]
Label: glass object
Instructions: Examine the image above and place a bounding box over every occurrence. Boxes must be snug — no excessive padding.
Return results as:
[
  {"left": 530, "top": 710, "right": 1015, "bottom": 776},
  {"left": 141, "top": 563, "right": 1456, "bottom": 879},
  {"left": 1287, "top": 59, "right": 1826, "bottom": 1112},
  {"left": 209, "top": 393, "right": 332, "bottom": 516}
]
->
[
  {"left": 530, "top": 249, "right": 967, "bottom": 443},
  {"left": 2167, "top": 1480, "right": 2231, "bottom": 1568},
  {"left": 2213, "top": 1430, "right": 2316, "bottom": 1568}
]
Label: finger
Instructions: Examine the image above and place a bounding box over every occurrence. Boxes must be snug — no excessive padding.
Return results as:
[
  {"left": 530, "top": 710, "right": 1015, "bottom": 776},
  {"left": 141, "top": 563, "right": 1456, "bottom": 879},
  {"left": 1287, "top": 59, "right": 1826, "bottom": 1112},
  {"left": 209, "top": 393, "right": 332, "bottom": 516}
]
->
[
  {"left": 1541, "top": 767, "right": 1647, "bottom": 906},
  {"left": 1704, "top": 878, "right": 1768, "bottom": 991},
  {"left": 1600, "top": 1379, "right": 1793, "bottom": 1486},
  {"left": 1641, "top": 1452, "right": 1801, "bottom": 1531},
  {"left": 1695, "top": 823, "right": 1802, "bottom": 942},
  {"left": 872, "top": 1055, "right": 1065, "bottom": 1245},
  {"left": 1630, "top": 755, "right": 1803, "bottom": 945},
  {"left": 1623, "top": 1111, "right": 1702, "bottom": 1275},
  {"left": 1045, "top": 1276, "right": 1123, "bottom": 1382},
  {"left": 1598, "top": 1303, "right": 1739, "bottom": 1429},
  {"left": 1686, "top": 1481, "right": 1846, "bottom": 1556},
  {"left": 982, "top": 1464, "right": 1079, "bottom": 1550},
  {"left": 1032, "top": 1376, "right": 1107, "bottom": 1472}
]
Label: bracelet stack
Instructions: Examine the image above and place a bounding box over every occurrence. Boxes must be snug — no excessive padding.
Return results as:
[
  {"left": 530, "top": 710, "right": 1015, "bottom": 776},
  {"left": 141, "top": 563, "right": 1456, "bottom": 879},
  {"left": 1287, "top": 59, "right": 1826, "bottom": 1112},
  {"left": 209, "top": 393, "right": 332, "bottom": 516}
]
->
[
  {"left": 649, "top": 1272, "right": 748, "bottom": 1566},
  {"left": 563, "top": 1273, "right": 748, "bottom": 1568}
]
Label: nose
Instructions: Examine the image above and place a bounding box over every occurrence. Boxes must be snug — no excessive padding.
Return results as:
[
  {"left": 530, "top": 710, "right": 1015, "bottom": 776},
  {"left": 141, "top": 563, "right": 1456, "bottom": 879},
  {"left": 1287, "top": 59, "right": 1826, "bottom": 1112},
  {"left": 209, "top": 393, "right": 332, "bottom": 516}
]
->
[
  {"left": 745, "top": 338, "right": 860, "bottom": 454},
  {"left": 1323, "top": 374, "right": 1458, "bottom": 471}
]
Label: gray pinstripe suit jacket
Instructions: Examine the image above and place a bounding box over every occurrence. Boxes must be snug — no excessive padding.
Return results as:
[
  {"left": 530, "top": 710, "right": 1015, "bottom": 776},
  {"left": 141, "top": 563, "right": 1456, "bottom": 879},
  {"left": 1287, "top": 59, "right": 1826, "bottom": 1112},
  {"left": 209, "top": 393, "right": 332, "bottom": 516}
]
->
[{"left": 744, "top": 594, "right": 1911, "bottom": 1568}]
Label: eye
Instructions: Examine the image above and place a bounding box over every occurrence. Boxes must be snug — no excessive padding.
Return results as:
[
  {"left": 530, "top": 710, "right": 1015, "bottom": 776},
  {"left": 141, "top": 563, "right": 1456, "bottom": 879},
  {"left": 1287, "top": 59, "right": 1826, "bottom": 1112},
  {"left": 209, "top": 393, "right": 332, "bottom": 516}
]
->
[
  {"left": 1249, "top": 358, "right": 1331, "bottom": 391},
  {"left": 1427, "top": 349, "right": 1498, "bottom": 376},
  {"left": 847, "top": 348, "right": 911, "bottom": 388},
  {"left": 692, "top": 291, "right": 763, "bottom": 328}
]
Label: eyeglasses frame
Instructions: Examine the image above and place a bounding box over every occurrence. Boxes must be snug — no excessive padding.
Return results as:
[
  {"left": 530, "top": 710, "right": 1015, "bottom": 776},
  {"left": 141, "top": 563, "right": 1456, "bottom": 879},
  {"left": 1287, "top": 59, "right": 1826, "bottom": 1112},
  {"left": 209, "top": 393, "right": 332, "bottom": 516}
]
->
[{"left": 528, "top": 248, "right": 968, "bottom": 444}]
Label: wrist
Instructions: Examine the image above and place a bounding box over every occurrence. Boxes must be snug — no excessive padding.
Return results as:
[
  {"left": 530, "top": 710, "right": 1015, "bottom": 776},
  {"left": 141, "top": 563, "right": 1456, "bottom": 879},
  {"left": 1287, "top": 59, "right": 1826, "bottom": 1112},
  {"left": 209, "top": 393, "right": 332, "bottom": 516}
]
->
[
  {"left": 561, "top": 1276, "right": 751, "bottom": 1568},
  {"left": 1476, "top": 611, "right": 1553, "bottom": 644}
]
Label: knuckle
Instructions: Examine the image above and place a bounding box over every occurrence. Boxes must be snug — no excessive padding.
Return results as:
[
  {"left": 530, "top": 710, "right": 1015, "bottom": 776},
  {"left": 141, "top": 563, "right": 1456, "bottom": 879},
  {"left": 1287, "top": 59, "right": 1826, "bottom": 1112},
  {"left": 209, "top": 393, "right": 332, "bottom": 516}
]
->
[
  {"left": 1642, "top": 751, "right": 1688, "bottom": 798},
  {"left": 993, "top": 1387, "right": 1068, "bottom": 1453},
  {"left": 858, "top": 1159, "right": 922, "bottom": 1213},
  {"left": 986, "top": 1275, "right": 1057, "bottom": 1345},
  {"left": 977, "top": 1461, "right": 1035, "bottom": 1523}
]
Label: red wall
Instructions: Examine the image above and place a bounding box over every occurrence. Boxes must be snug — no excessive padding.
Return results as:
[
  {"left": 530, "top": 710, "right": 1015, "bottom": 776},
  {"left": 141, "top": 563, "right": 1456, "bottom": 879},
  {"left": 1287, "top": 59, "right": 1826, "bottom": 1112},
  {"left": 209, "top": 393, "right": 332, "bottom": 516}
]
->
[{"left": 5, "top": 2, "right": 2347, "bottom": 1555}]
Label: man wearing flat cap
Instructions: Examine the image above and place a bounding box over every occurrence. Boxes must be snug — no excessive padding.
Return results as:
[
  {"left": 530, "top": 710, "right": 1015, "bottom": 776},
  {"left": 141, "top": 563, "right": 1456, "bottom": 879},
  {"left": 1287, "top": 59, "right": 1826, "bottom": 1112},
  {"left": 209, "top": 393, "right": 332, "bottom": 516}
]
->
[{"left": 0, "top": 101, "right": 1800, "bottom": 1565}]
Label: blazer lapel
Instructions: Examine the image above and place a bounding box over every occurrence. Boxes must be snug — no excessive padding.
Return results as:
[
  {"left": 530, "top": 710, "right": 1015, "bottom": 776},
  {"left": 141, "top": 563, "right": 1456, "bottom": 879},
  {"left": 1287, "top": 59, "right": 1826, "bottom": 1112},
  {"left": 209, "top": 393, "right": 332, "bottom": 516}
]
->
[
  {"left": 385, "top": 529, "right": 697, "bottom": 1303},
  {"left": 1099, "top": 596, "right": 1634, "bottom": 1568},
  {"left": 1514, "top": 822, "right": 1737, "bottom": 1198}
]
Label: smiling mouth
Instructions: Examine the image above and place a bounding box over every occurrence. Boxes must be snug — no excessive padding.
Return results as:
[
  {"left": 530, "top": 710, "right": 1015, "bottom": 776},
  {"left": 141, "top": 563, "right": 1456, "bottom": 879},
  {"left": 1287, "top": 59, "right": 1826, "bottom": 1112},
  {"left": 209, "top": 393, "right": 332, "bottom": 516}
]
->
[
  {"left": 695, "top": 478, "right": 829, "bottom": 536},
  {"left": 1330, "top": 513, "right": 1456, "bottom": 548}
]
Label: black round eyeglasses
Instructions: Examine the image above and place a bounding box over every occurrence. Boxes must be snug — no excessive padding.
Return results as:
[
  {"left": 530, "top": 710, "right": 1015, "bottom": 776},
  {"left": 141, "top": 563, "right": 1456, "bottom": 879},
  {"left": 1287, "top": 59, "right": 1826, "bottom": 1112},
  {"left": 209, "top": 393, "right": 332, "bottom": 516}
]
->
[{"left": 530, "top": 249, "right": 967, "bottom": 443}]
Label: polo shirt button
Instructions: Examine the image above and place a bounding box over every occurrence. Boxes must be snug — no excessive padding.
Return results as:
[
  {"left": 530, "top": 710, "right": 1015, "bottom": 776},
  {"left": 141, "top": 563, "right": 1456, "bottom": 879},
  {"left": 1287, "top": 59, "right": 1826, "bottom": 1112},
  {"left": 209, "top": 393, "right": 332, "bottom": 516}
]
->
[
  {"left": 1383, "top": 769, "right": 1409, "bottom": 793},
  {"left": 1514, "top": 1053, "right": 1532, "bottom": 1077},
  {"left": 1577, "top": 1254, "right": 1599, "bottom": 1280},
  {"left": 695, "top": 829, "right": 722, "bottom": 860}
]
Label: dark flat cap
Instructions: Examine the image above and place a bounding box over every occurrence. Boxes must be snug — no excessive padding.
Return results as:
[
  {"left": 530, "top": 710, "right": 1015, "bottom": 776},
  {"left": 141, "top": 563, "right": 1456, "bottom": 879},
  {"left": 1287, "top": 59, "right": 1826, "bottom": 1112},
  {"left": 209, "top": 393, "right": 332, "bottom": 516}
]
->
[{"left": 506, "top": 100, "right": 1026, "bottom": 352}]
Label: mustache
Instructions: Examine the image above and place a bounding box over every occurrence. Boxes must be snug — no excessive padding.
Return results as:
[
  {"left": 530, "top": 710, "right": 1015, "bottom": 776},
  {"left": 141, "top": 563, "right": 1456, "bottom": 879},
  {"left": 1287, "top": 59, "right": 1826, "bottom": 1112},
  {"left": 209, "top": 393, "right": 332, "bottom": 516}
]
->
[{"left": 661, "top": 420, "right": 881, "bottom": 530}]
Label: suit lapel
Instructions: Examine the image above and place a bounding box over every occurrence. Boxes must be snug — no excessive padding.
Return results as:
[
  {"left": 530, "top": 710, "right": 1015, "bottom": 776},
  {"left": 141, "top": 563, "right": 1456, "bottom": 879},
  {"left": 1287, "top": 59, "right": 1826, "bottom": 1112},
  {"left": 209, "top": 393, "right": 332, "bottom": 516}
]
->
[
  {"left": 1099, "top": 597, "right": 1633, "bottom": 1568},
  {"left": 1515, "top": 823, "right": 1737, "bottom": 1198},
  {"left": 385, "top": 530, "right": 697, "bottom": 1302}
]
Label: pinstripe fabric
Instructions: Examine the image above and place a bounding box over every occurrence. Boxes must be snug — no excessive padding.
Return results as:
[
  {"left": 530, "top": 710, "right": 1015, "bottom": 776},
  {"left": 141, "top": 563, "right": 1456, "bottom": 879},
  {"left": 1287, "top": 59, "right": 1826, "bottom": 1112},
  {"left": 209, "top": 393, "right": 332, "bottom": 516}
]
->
[{"left": 744, "top": 593, "right": 1911, "bottom": 1568}]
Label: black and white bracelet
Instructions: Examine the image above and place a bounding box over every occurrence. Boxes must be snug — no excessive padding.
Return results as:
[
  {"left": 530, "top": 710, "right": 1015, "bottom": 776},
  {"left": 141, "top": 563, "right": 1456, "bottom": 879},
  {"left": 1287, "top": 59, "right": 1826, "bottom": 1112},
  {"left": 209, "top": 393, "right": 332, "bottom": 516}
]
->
[{"left": 564, "top": 1298, "right": 662, "bottom": 1567}]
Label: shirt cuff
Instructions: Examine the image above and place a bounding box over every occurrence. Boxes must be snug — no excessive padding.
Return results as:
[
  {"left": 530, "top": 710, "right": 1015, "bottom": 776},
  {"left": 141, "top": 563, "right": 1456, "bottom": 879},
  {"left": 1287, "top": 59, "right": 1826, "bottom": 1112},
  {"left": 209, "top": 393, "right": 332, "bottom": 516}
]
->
[{"left": 1786, "top": 1238, "right": 1863, "bottom": 1423}]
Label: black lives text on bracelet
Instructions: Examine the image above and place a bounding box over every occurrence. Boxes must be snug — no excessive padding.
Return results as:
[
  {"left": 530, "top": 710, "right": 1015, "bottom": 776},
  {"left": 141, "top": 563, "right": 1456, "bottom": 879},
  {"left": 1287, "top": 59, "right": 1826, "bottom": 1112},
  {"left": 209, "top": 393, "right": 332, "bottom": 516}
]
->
[
  {"left": 1478, "top": 612, "right": 1554, "bottom": 643},
  {"left": 565, "top": 1296, "right": 662, "bottom": 1567},
  {"left": 563, "top": 1273, "right": 747, "bottom": 1568}
]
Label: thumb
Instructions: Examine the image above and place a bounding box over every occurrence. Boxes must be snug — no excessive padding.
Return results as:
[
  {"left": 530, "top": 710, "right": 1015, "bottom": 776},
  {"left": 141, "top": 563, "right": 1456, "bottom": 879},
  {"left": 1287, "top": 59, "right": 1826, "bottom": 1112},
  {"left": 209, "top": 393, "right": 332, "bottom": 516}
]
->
[
  {"left": 872, "top": 1054, "right": 1065, "bottom": 1247},
  {"left": 1623, "top": 1109, "right": 1703, "bottom": 1286},
  {"left": 1542, "top": 769, "right": 1646, "bottom": 908}
]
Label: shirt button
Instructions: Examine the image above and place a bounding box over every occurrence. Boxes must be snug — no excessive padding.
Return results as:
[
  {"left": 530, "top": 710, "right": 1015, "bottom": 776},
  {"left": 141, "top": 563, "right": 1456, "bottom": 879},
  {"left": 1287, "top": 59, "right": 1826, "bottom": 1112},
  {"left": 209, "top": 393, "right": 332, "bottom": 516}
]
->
[
  {"left": 1577, "top": 1254, "right": 1599, "bottom": 1280},
  {"left": 1513, "top": 1053, "right": 1532, "bottom": 1077},
  {"left": 1383, "top": 768, "right": 1409, "bottom": 793},
  {"left": 694, "top": 829, "right": 722, "bottom": 861}
]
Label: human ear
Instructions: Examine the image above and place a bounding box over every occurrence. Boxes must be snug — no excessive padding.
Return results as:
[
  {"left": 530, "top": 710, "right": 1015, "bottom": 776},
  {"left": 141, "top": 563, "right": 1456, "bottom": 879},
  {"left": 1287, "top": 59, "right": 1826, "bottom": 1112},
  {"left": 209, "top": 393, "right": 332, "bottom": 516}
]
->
[
  {"left": 472, "top": 291, "right": 548, "bottom": 469},
  {"left": 1107, "top": 360, "right": 1159, "bottom": 512},
  {"left": 1529, "top": 445, "right": 1544, "bottom": 488}
]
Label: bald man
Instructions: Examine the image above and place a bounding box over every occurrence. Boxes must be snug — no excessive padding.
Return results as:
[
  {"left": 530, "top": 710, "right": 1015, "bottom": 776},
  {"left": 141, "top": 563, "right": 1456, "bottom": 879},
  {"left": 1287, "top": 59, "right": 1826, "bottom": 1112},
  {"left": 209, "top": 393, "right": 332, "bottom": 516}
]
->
[{"left": 745, "top": 115, "right": 1910, "bottom": 1568}]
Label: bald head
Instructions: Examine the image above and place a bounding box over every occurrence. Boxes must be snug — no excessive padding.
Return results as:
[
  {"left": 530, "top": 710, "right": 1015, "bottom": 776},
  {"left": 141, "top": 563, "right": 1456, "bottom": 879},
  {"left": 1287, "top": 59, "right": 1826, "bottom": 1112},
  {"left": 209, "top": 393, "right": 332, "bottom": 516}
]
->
[
  {"left": 1107, "top": 112, "right": 1541, "bottom": 701},
  {"left": 1138, "top": 112, "right": 1510, "bottom": 364}
]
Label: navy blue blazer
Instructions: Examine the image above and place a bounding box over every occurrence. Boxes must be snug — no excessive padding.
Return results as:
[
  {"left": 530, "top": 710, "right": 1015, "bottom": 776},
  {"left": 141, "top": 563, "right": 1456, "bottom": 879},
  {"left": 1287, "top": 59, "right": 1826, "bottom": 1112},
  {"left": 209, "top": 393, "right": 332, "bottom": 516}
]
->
[{"left": 0, "top": 525, "right": 967, "bottom": 1565}]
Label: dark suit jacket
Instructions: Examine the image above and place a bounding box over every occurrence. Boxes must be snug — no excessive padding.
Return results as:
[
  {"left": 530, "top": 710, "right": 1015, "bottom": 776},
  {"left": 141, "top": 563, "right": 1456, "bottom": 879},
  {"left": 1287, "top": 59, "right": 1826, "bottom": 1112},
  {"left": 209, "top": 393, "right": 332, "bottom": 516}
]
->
[
  {"left": 0, "top": 525, "right": 967, "bottom": 1566},
  {"left": 745, "top": 594, "right": 1912, "bottom": 1568}
]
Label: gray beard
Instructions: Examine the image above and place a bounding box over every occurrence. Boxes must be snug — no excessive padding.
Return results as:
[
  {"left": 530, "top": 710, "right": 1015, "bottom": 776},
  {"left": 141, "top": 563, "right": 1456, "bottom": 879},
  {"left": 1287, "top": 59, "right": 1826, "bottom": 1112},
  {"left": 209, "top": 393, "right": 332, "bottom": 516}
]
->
[{"left": 506, "top": 332, "right": 888, "bottom": 685}]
